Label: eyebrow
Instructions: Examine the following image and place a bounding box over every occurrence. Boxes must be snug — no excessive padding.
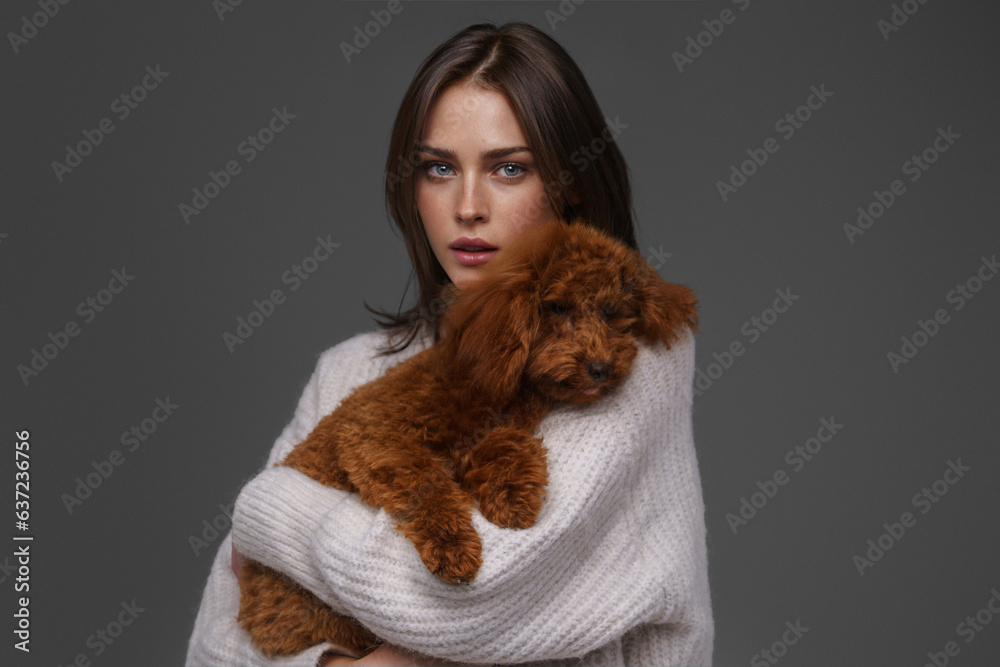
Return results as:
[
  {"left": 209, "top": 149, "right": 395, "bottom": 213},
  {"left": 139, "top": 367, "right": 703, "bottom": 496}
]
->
[{"left": 416, "top": 144, "right": 532, "bottom": 160}]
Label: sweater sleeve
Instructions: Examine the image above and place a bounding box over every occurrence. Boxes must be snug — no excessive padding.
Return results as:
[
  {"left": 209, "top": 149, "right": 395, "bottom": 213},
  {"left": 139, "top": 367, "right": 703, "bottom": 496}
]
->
[
  {"left": 184, "top": 533, "right": 350, "bottom": 667},
  {"left": 232, "top": 327, "right": 713, "bottom": 665},
  {"left": 185, "top": 340, "right": 368, "bottom": 667}
]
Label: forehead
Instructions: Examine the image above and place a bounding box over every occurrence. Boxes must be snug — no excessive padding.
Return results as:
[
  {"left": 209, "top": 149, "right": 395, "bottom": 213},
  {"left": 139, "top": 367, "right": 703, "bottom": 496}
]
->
[{"left": 422, "top": 84, "right": 527, "bottom": 148}]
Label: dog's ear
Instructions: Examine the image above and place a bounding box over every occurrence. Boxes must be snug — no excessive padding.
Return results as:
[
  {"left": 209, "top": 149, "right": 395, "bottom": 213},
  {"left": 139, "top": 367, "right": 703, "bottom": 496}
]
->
[
  {"left": 626, "top": 259, "right": 699, "bottom": 348},
  {"left": 442, "top": 266, "right": 541, "bottom": 406}
]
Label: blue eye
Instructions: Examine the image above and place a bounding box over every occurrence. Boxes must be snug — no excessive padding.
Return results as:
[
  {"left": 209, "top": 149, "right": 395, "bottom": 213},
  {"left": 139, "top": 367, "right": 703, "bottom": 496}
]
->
[
  {"left": 424, "top": 163, "right": 452, "bottom": 177},
  {"left": 499, "top": 163, "right": 526, "bottom": 178},
  {"left": 420, "top": 161, "right": 526, "bottom": 180}
]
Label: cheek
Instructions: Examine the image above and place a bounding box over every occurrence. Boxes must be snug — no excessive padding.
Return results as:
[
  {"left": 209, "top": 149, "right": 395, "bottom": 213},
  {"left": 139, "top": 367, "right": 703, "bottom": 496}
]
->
[
  {"left": 502, "top": 184, "right": 552, "bottom": 223},
  {"left": 416, "top": 183, "right": 437, "bottom": 215},
  {"left": 417, "top": 177, "right": 456, "bottom": 211},
  {"left": 417, "top": 188, "right": 447, "bottom": 237}
]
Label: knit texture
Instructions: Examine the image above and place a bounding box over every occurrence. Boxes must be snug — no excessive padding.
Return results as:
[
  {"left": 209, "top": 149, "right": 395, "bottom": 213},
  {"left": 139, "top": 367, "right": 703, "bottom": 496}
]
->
[{"left": 185, "top": 323, "right": 713, "bottom": 666}]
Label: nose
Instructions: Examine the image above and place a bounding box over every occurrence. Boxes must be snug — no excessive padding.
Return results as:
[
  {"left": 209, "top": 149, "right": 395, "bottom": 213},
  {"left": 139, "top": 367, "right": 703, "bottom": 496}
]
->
[
  {"left": 456, "top": 176, "right": 486, "bottom": 222},
  {"left": 587, "top": 361, "right": 611, "bottom": 383}
]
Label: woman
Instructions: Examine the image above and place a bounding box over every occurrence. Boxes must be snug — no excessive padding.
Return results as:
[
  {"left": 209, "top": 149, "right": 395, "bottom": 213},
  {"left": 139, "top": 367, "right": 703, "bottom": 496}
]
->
[{"left": 186, "top": 21, "right": 713, "bottom": 667}]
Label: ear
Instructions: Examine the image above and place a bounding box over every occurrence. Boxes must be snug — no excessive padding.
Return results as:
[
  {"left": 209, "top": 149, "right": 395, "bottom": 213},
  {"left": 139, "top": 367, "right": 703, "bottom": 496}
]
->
[
  {"left": 442, "top": 269, "right": 541, "bottom": 406},
  {"left": 627, "top": 261, "right": 699, "bottom": 348}
]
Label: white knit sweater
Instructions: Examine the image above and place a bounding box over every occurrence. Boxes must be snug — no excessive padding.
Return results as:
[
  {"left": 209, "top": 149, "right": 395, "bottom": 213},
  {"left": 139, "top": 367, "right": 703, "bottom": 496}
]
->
[{"left": 185, "top": 322, "right": 713, "bottom": 667}]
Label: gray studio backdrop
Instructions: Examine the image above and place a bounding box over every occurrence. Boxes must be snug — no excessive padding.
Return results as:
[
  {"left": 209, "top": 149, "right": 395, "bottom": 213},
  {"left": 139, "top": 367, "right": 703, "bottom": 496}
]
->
[{"left": 3, "top": 1, "right": 999, "bottom": 666}]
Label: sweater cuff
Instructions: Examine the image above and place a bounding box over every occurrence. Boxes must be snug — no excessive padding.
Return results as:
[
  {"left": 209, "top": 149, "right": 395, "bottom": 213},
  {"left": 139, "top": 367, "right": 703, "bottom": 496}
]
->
[
  {"left": 232, "top": 465, "right": 369, "bottom": 617},
  {"left": 184, "top": 532, "right": 362, "bottom": 667}
]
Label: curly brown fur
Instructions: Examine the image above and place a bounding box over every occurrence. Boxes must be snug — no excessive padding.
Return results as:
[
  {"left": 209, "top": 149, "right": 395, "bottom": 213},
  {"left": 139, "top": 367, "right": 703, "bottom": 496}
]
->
[{"left": 237, "top": 218, "right": 699, "bottom": 657}]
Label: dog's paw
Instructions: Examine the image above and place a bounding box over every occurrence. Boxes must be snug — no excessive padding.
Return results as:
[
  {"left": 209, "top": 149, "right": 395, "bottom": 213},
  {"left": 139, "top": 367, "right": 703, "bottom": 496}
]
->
[
  {"left": 478, "top": 481, "right": 546, "bottom": 529},
  {"left": 412, "top": 519, "right": 482, "bottom": 584},
  {"left": 460, "top": 430, "right": 549, "bottom": 530}
]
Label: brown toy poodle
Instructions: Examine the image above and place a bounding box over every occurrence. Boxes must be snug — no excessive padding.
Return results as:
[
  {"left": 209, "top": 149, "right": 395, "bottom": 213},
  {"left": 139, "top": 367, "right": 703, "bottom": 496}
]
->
[{"left": 236, "top": 217, "right": 699, "bottom": 657}]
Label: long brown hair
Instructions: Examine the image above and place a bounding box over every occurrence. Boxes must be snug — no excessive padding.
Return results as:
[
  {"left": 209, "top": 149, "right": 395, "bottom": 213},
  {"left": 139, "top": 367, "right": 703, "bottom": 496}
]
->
[{"left": 365, "top": 21, "right": 637, "bottom": 356}]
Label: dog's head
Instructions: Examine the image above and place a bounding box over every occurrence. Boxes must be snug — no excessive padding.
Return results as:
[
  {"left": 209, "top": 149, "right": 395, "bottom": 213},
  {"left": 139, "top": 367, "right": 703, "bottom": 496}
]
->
[{"left": 440, "top": 218, "right": 698, "bottom": 406}]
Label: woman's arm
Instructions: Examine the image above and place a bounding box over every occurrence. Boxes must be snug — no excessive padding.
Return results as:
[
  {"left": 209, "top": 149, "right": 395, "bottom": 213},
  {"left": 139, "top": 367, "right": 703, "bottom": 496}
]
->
[
  {"left": 232, "top": 328, "right": 713, "bottom": 665},
  {"left": 185, "top": 529, "right": 455, "bottom": 667},
  {"left": 185, "top": 532, "right": 351, "bottom": 667},
  {"left": 186, "top": 335, "right": 384, "bottom": 667}
]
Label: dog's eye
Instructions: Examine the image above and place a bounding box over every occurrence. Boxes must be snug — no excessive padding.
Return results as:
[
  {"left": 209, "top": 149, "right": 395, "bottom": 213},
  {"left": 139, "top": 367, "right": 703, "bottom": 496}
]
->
[
  {"left": 550, "top": 303, "right": 569, "bottom": 316},
  {"left": 602, "top": 305, "right": 618, "bottom": 319}
]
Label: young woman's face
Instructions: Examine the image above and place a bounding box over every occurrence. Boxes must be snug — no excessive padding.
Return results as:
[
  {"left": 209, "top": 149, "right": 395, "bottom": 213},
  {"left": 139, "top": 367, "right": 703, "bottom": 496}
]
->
[{"left": 416, "top": 82, "right": 562, "bottom": 290}]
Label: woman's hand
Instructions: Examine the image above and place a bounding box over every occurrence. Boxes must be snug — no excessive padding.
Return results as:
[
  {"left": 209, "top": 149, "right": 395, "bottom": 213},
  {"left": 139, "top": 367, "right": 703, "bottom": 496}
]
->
[{"left": 320, "top": 643, "right": 462, "bottom": 666}]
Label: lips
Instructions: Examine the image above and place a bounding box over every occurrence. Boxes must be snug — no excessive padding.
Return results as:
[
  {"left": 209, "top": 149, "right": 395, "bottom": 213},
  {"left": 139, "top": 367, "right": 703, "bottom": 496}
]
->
[
  {"left": 451, "top": 248, "right": 497, "bottom": 266},
  {"left": 450, "top": 237, "right": 497, "bottom": 266},
  {"left": 449, "top": 237, "right": 496, "bottom": 252}
]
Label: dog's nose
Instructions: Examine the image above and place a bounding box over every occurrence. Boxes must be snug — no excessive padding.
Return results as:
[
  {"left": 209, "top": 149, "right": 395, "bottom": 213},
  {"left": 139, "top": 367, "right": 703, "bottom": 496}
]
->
[{"left": 587, "top": 361, "right": 611, "bottom": 383}]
